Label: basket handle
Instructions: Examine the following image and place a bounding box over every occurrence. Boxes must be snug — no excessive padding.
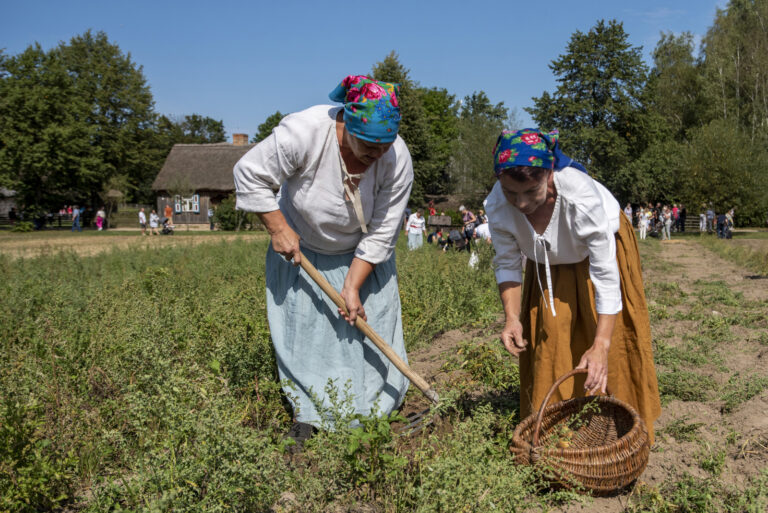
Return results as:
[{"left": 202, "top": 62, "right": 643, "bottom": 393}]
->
[{"left": 532, "top": 368, "right": 612, "bottom": 447}]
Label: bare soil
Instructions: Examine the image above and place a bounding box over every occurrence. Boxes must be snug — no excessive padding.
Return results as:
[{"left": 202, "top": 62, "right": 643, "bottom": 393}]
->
[{"left": 405, "top": 238, "right": 768, "bottom": 511}]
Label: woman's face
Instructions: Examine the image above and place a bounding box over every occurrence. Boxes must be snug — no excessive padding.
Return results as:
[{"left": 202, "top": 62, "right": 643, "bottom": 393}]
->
[
  {"left": 498, "top": 171, "right": 550, "bottom": 214},
  {"left": 344, "top": 130, "right": 394, "bottom": 165}
]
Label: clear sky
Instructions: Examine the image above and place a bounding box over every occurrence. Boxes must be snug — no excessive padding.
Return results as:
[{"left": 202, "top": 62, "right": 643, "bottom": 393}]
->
[{"left": 2, "top": 0, "right": 727, "bottom": 140}]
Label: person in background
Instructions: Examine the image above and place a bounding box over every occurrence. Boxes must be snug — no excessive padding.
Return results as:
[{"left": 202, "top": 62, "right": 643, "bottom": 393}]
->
[
  {"left": 233, "top": 75, "right": 412, "bottom": 447},
  {"left": 623, "top": 202, "right": 633, "bottom": 224},
  {"left": 459, "top": 205, "right": 477, "bottom": 242},
  {"left": 671, "top": 204, "right": 679, "bottom": 231},
  {"left": 208, "top": 206, "right": 215, "bottom": 230},
  {"left": 427, "top": 200, "right": 437, "bottom": 217},
  {"left": 164, "top": 203, "right": 174, "bottom": 225},
  {"left": 716, "top": 211, "right": 727, "bottom": 238},
  {"left": 678, "top": 203, "right": 687, "bottom": 232},
  {"left": 475, "top": 221, "right": 492, "bottom": 243},
  {"left": 724, "top": 208, "right": 734, "bottom": 239},
  {"left": 149, "top": 209, "right": 160, "bottom": 235},
  {"left": 71, "top": 204, "right": 82, "bottom": 232},
  {"left": 95, "top": 206, "right": 106, "bottom": 231},
  {"left": 638, "top": 207, "right": 650, "bottom": 240},
  {"left": 706, "top": 205, "right": 715, "bottom": 234},
  {"left": 138, "top": 207, "right": 147, "bottom": 236},
  {"left": 487, "top": 128, "right": 660, "bottom": 443},
  {"left": 662, "top": 206, "right": 672, "bottom": 240},
  {"left": 406, "top": 209, "right": 427, "bottom": 250},
  {"left": 402, "top": 205, "right": 412, "bottom": 231},
  {"left": 427, "top": 227, "right": 442, "bottom": 244}
]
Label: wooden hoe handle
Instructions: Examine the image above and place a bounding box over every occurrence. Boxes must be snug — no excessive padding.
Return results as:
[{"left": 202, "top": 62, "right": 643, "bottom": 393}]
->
[{"left": 298, "top": 252, "right": 439, "bottom": 404}]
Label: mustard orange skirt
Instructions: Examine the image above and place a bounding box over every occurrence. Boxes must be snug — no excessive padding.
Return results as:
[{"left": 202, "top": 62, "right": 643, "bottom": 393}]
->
[{"left": 519, "top": 212, "right": 661, "bottom": 443}]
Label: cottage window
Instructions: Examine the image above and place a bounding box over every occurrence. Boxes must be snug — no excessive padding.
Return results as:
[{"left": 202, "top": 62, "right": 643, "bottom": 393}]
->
[{"left": 174, "top": 194, "right": 200, "bottom": 213}]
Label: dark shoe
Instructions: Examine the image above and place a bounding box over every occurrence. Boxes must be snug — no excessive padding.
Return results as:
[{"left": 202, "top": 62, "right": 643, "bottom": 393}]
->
[{"left": 285, "top": 422, "right": 317, "bottom": 453}]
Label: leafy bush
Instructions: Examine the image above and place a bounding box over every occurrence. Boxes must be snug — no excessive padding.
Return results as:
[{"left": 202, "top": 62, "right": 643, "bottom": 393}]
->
[
  {"left": 10, "top": 221, "right": 33, "bottom": 232},
  {"left": 444, "top": 340, "right": 521, "bottom": 390},
  {"left": 213, "top": 193, "right": 261, "bottom": 231},
  {"left": 0, "top": 400, "right": 78, "bottom": 512}
]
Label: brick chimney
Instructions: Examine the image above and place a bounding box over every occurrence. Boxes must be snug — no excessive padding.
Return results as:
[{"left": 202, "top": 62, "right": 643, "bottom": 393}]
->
[{"left": 232, "top": 133, "right": 248, "bottom": 146}]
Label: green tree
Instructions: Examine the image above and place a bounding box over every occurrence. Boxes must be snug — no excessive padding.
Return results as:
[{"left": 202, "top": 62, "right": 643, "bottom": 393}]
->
[
  {"left": 419, "top": 87, "right": 459, "bottom": 195},
  {"left": 156, "top": 114, "right": 227, "bottom": 147},
  {"left": 701, "top": 0, "right": 768, "bottom": 141},
  {"left": 252, "top": 111, "right": 285, "bottom": 143},
  {"left": 610, "top": 139, "right": 686, "bottom": 205},
  {"left": 527, "top": 20, "right": 649, "bottom": 187},
  {"left": 649, "top": 32, "right": 707, "bottom": 140},
  {"left": 371, "top": 51, "right": 432, "bottom": 203},
  {"left": 177, "top": 114, "right": 226, "bottom": 144},
  {"left": 0, "top": 44, "right": 99, "bottom": 211},
  {"left": 683, "top": 119, "right": 768, "bottom": 224},
  {"left": 59, "top": 30, "right": 160, "bottom": 204},
  {"left": 449, "top": 91, "right": 509, "bottom": 199}
]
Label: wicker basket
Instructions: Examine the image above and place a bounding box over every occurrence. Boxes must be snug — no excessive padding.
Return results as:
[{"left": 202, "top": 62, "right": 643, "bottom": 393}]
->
[{"left": 510, "top": 369, "right": 650, "bottom": 495}]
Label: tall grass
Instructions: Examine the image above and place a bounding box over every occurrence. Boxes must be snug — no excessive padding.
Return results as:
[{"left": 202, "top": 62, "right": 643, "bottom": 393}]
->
[
  {"left": 697, "top": 236, "right": 768, "bottom": 275},
  {"left": 0, "top": 236, "right": 515, "bottom": 511}
]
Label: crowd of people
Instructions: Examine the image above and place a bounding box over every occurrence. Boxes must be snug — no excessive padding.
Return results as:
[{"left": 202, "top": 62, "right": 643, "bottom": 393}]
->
[
  {"left": 625, "top": 202, "right": 736, "bottom": 240},
  {"left": 404, "top": 204, "right": 491, "bottom": 252}
]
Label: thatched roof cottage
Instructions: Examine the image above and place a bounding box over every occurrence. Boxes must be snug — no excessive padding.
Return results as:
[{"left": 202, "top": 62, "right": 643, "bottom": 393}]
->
[{"left": 152, "top": 133, "right": 254, "bottom": 224}]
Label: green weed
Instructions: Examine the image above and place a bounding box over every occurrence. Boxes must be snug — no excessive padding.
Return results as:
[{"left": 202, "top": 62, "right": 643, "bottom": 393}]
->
[
  {"left": 659, "top": 417, "right": 704, "bottom": 442},
  {"left": 720, "top": 374, "right": 768, "bottom": 414},
  {"left": 646, "top": 281, "right": 687, "bottom": 307},
  {"left": 698, "top": 443, "right": 727, "bottom": 477},
  {"left": 628, "top": 470, "right": 768, "bottom": 513},
  {"left": 443, "top": 340, "right": 521, "bottom": 391},
  {"left": 692, "top": 279, "right": 744, "bottom": 307},
  {"left": 653, "top": 339, "right": 709, "bottom": 367},
  {"left": 657, "top": 369, "right": 717, "bottom": 404}
]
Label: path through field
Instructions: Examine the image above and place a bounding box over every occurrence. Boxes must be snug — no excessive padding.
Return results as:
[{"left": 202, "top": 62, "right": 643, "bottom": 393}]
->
[{"left": 406, "top": 238, "right": 768, "bottom": 511}]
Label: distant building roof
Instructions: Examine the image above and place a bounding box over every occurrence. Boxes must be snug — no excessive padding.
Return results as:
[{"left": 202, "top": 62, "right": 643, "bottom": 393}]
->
[
  {"left": 152, "top": 143, "right": 255, "bottom": 192},
  {"left": 0, "top": 187, "right": 17, "bottom": 197}
]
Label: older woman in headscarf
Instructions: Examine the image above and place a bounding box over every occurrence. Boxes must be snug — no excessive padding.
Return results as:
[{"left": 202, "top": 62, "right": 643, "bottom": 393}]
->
[
  {"left": 233, "top": 76, "right": 413, "bottom": 444},
  {"left": 486, "top": 129, "right": 661, "bottom": 443}
]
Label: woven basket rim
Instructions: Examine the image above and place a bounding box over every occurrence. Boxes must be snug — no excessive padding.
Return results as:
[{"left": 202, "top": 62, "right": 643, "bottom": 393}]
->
[{"left": 511, "top": 394, "right": 647, "bottom": 456}]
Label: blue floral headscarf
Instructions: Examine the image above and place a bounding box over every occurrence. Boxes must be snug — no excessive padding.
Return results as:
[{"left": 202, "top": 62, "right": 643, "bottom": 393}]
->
[
  {"left": 329, "top": 75, "right": 401, "bottom": 143},
  {"left": 493, "top": 128, "right": 587, "bottom": 176}
]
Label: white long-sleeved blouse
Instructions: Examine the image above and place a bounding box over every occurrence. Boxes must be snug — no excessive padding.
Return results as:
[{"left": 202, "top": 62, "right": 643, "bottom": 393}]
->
[
  {"left": 485, "top": 167, "right": 622, "bottom": 315},
  {"left": 233, "top": 105, "right": 413, "bottom": 265},
  {"left": 405, "top": 213, "right": 426, "bottom": 234}
]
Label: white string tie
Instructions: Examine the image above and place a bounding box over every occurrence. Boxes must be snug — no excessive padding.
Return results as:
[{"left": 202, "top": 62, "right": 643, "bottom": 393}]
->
[{"left": 532, "top": 234, "right": 556, "bottom": 317}]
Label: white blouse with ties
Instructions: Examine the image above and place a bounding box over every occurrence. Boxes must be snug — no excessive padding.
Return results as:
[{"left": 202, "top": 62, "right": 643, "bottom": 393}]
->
[
  {"left": 233, "top": 105, "right": 413, "bottom": 265},
  {"left": 485, "top": 167, "right": 622, "bottom": 315}
]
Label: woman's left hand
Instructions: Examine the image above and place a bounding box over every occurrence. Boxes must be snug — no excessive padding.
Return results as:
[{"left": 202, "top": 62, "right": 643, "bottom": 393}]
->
[
  {"left": 339, "top": 286, "right": 367, "bottom": 326},
  {"left": 576, "top": 338, "right": 610, "bottom": 394}
]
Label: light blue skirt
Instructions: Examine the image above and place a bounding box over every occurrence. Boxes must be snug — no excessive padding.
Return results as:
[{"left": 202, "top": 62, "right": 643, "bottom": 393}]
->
[
  {"left": 266, "top": 246, "right": 409, "bottom": 427},
  {"left": 407, "top": 231, "right": 423, "bottom": 250}
]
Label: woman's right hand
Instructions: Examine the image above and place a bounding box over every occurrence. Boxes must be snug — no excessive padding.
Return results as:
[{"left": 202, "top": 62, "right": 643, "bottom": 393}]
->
[
  {"left": 270, "top": 225, "right": 301, "bottom": 265},
  {"left": 501, "top": 317, "right": 528, "bottom": 356}
]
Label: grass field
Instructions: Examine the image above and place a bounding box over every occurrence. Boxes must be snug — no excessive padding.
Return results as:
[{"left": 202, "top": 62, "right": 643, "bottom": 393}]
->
[{"left": 1, "top": 231, "right": 766, "bottom": 512}]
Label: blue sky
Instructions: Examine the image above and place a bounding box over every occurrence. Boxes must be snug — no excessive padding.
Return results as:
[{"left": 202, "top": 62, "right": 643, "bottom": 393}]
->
[{"left": 2, "top": 0, "right": 727, "bottom": 139}]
